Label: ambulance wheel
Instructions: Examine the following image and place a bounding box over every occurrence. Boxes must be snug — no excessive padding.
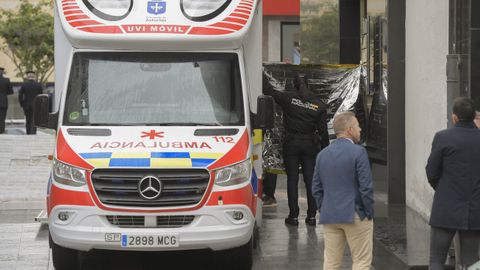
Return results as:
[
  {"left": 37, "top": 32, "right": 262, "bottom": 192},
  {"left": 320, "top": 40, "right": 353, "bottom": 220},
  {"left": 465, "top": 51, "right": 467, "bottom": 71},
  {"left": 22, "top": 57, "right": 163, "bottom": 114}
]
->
[
  {"left": 230, "top": 237, "right": 253, "bottom": 270},
  {"left": 50, "top": 236, "right": 80, "bottom": 270}
]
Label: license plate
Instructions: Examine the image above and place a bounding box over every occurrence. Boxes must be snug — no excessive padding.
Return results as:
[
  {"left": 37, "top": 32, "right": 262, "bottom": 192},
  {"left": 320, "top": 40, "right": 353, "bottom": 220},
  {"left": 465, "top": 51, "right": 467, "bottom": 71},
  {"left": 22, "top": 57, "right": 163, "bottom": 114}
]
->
[{"left": 120, "top": 234, "right": 179, "bottom": 247}]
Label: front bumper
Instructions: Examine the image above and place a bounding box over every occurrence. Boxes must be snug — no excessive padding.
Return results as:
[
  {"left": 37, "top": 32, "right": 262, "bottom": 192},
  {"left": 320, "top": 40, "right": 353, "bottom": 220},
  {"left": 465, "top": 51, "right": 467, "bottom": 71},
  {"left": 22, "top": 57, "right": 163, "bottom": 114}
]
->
[{"left": 49, "top": 205, "right": 254, "bottom": 252}]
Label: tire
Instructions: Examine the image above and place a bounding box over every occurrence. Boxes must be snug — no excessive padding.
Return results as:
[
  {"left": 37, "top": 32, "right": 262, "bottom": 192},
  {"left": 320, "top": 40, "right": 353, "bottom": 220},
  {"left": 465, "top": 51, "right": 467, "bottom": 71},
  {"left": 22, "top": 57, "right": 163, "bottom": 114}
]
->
[
  {"left": 253, "top": 225, "right": 260, "bottom": 249},
  {"left": 229, "top": 238, "right": 253, "bottom": 270},
  {"left": 50, "top": 236, "right": 80, "bottom": 270}
]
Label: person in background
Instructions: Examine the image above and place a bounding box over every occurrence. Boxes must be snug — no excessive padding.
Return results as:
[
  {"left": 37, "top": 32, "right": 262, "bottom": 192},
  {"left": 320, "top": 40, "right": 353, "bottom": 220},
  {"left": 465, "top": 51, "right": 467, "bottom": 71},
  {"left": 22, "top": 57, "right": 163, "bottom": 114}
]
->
[
  {"left": 262, "top": 172, "right": 278, "bottom": 207},
  {"left": 263, "top": 72, "right": 329, "bottom": 226},
  {"left": 0, "top": 67, "right": 13, "bottom": 134},
  {"left": 426, "top": 97, "right": 480, "bottom": 270},
  {"left": 312, "top": 112, "right": 374, "bottom": 270},
  {"left": 474, "top": 111, "right": 480, "bottom": 128},
  {"left": 19, "top": 71, "right": 43, "bottom": 135}
]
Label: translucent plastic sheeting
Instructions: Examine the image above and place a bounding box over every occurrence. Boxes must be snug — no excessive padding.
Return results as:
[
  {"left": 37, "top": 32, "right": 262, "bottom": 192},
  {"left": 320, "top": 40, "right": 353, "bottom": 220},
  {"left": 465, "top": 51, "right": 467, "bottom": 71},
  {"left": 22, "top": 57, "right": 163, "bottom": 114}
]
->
[
  {"left": 262, "top": 63, "right": 368, "bottom": 173},
  {"left": 366, "top": 68, "right": 388, "bottom": 163}
]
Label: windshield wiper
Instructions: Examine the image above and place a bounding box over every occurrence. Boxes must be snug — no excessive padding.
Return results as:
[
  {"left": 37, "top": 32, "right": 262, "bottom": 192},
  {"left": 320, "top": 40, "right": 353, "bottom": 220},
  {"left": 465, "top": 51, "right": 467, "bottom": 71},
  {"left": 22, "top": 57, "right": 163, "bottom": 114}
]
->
[
  {"left": 71, "top": 122, "right": 222, "bottom": 126},
  {"left": 89, "top": 123, "right": 138, "bottom": 126},
  {"left": 147, "top": 122, "right": 222, "bottom": 126}
]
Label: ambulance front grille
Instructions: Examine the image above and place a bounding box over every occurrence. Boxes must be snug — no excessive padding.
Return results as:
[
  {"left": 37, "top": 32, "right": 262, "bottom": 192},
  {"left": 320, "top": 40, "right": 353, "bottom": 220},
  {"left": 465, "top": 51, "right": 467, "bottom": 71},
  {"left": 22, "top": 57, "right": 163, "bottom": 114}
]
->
[
  {"left": 106, "top": 215, "right": 195, "bottom": 228},
  {"left": 91, "top": 169, "right": 210, "bottom": 208},
  {"left": 106, "top": 215, "right": 144, "bottom": 227}
]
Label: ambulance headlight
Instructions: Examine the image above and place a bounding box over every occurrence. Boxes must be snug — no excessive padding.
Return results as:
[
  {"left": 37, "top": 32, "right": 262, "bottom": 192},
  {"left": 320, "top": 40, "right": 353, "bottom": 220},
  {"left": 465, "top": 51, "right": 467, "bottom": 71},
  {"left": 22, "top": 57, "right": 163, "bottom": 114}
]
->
[
  {"left": 215, "top": 159, "right": 251, "bottom": 187},
  {"left": 181, "top": 0, "right": 231, "bottom": 22},
  {"left": 53, "top": 159, "right": 86, "bottom": 187}
]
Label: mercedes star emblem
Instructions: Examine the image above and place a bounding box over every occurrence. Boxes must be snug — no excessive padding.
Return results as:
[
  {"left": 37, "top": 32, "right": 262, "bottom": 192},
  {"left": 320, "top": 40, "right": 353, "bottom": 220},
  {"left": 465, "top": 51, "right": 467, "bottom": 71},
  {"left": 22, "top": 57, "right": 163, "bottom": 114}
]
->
[{"left": 138, "top": 176, "right": 162, "bottom": 200}]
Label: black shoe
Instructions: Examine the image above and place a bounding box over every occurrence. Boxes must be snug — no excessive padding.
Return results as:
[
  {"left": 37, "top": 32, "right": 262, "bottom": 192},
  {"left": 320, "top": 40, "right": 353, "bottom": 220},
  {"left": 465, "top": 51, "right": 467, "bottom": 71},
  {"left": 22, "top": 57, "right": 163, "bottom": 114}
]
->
[
  {"left": 284, "top": 217, "right": 299, "bottom": 226},
  {"left": 262, "top": 196, "right": 278, "bottom": 207},
  {"left": 305, "top": 217, "right": 316, "bottom": 226}
]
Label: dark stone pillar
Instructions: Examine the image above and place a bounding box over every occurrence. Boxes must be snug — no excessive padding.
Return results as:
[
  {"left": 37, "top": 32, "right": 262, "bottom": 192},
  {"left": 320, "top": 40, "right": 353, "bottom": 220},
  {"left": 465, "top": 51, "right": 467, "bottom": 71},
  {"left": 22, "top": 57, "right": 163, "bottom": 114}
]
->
[
  {"left": 471, "top": 1, "right": 480, "bottom": 106},
  {"left": 339, "top": 0, "right": 360, "bottom": 64},
  {"left": 387, "top": 0, "right": 406, "bottom": 205}
]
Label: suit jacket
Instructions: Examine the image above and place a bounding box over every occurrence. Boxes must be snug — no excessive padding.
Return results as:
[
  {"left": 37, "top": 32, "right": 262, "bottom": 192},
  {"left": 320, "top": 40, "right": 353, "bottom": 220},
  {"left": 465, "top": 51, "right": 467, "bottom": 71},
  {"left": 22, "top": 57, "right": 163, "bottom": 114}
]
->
[
  {"left": 426, "top": 121, "right": 480, "bottom": 230},
  {"left": 312, "top": 138, "right": 374, "bottom": 224},
  {"left": 19, "top": 80, "right": 43, "bottom": 110},
  {"left": 0, "top": 75, "right": 13, "bottom": 109}
]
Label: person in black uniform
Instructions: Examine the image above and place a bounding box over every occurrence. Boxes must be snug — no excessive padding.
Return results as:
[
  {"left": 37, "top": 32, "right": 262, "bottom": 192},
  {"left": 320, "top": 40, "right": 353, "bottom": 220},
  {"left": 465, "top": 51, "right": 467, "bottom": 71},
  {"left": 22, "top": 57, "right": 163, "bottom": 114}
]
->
[
  {"left": 263, "top": 72, "right": 329, "bottom": 226},
  {"left": 0, "top": 67, "right": 13, "bottom": 134},
  {"left": 19, "top": 71, "right": 43, "bottom": 134},
  {"left": 262, "top": 172, "right": 278, "bottom": 206}
]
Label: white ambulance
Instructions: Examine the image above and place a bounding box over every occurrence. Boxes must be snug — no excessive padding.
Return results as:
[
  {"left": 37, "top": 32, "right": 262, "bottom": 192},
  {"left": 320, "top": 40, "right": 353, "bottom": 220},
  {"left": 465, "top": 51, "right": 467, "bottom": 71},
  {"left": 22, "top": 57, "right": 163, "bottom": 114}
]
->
[{"left": 34, "top": 0, "right": 273, "bottom": 269}]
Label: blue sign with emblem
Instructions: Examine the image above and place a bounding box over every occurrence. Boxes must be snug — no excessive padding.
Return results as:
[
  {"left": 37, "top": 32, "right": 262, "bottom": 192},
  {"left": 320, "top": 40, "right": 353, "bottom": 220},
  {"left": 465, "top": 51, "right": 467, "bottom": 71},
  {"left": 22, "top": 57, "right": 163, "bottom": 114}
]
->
[{"left": 147, "top": 0, "right": 166, "bottom": 15}]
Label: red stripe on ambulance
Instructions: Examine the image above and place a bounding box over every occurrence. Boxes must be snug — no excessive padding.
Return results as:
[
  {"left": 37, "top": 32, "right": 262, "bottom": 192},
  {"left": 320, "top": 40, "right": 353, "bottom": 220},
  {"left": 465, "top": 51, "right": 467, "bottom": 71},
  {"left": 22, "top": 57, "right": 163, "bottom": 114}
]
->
[
  {"left": 63, "top": 5, "right": 80, "bottom": 11},
  {"left": 79, "top": 26, "right": 123, "bottom": 33},
  {"left": 229, "top": 13, "right": 250, "bottom": 19},
  {"left": 65, "top": 14, "right": 90, "bottom": 21},
  {"left": 233, "top": 8, "right": 251, "bottom": 15},
  {"left": 64, "top": 10, "right": 83, "bottom": 16},
  {"left": 208, "top": 130, "right": 249, "bottom": 170},
  {"left": 188, "top": 27, "right": 234, "bottom": 35},
  {"left": 211, "top": 22, "right": 244, "bottom": 31},
  {"left": 69, "top": 20, "right": 103, "bottom": 27},
  {"left": 121, "top": 25, "right": 190, "bottom": 34},
  {"left": 56, "top": 130, "right": 94, "bottom": 170},
  {"left": 223, "top": 17, "right": 247, "bottom": 25},
  {"left": 48, "top": 184, "right": 95, "bottom": 214}
]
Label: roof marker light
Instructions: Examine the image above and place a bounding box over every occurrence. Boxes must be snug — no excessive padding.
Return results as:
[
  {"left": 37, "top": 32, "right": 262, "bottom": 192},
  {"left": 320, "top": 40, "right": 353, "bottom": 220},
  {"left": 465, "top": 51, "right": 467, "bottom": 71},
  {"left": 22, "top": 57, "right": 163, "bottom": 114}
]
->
[
  {"left": 180, "top": 0, "right": 232, "bottom": 22},
  {"left": 82, "top": 0, "right": 133, "bottom": 21}
]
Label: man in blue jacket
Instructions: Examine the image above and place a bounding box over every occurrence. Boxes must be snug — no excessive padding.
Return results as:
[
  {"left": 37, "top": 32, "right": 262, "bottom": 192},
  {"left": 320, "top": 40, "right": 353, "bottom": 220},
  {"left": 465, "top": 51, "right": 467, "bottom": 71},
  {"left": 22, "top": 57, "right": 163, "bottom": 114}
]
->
[
  {"left": 426, "top": 97, "right": 480, "bottom": 270},
  {"left": 312, "top": 111, "right": 374, "bottom": 270}
]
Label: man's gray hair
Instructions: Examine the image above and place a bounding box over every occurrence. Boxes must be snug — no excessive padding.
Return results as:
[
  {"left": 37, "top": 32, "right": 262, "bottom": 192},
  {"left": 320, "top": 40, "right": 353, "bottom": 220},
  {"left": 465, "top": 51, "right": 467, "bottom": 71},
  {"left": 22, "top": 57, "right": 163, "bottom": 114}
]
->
[{"left": 333, "top": 111, "right": 356, "bottom": 135}]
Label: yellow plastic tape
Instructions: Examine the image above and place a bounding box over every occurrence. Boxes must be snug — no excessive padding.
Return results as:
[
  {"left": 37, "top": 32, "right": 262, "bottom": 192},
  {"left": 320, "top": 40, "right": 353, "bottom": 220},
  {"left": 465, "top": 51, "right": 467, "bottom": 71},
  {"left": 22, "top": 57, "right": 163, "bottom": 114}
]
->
[{"left": 253, "top": 129, "right": 263, "bottom": 145}]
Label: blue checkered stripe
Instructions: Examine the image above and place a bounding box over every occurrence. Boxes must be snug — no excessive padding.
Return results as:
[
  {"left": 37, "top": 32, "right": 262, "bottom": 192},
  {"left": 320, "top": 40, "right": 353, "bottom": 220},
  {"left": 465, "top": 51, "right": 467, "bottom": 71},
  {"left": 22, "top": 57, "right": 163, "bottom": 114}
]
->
[{"left": 79, "top": 152, "right": 223, "bottom": 168}]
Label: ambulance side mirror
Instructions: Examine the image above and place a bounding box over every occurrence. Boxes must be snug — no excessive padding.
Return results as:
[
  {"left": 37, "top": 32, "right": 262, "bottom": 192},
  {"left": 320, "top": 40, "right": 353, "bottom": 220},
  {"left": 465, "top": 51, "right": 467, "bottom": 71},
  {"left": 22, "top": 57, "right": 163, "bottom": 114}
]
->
[
  {"left": 256, "top": 95, "right": 274, "bottom": 129},
  {"left": 34, "top": 94, "right": 58, "bottom": 130}
]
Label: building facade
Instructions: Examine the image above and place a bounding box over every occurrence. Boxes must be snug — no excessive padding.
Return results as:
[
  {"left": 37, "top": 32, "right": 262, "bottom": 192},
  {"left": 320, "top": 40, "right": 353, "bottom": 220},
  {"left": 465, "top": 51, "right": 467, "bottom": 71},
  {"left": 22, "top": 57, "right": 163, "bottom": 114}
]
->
[{"left": 263, "top": 0, "right": 300, "bottom": 62}]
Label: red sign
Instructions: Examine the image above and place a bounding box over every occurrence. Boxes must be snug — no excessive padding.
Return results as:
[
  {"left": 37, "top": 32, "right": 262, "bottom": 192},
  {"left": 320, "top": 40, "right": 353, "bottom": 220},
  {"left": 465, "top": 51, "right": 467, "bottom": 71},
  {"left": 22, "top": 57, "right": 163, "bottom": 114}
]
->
[{"left": 263, "top": 0, "right": 299, "bottom": 16}]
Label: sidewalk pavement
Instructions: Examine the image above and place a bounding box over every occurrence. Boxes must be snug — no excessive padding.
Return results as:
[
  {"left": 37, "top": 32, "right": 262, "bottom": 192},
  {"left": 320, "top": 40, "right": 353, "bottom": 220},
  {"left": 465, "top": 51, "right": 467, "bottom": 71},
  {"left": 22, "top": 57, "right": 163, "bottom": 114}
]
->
[{"left": 0, "top": 126, "right": 54, "bottom": 210}]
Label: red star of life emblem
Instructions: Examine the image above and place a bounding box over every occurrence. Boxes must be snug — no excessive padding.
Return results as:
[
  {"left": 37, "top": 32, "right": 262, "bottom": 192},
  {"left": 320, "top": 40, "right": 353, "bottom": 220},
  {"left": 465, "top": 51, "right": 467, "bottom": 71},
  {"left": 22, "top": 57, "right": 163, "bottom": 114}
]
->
[{"left": 141, "top": 130, "right": 164, "bottom": 140}]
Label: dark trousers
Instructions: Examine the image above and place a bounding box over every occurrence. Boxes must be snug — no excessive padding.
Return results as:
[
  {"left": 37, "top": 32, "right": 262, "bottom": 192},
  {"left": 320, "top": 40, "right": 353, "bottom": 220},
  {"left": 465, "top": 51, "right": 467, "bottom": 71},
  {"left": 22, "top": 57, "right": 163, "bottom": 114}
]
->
[
  {"left": 24, "top": 107, "right": 36, "bottom": 135},
  {"left": 0, "top": 108, "right": 6, "bottom": 133},
  {"left": 283, "top": 138, "right": 318, "bottom": 218},
  {"left": 263, "top": 172, "right": 277, "bottom": 198},
  {"left": 429, "top": 226, "right": 480, "bottom": 269}
]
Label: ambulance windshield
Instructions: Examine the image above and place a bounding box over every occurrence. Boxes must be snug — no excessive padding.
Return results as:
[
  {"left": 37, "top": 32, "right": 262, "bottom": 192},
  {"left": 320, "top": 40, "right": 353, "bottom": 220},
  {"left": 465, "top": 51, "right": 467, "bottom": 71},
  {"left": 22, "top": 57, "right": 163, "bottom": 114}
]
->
[{"left": 63, "top": 52, "right": 244, "bottom": 126}]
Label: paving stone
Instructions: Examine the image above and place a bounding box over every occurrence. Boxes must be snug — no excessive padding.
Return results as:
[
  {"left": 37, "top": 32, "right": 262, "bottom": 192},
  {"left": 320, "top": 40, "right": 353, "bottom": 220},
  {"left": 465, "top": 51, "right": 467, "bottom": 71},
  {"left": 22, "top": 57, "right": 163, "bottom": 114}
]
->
[{"left": 0, "top": 132, "right": 54, "bottom": 210}]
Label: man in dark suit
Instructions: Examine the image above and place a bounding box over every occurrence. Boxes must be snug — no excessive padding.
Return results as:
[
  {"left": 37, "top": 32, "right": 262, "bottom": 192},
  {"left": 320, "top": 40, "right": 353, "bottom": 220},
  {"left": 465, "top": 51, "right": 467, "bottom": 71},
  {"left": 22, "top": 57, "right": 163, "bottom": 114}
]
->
[
  {"left": 263, "top": 72, "right": 329, "bottom": 226},
  {"left": 426, "top": 97, "right": 480, "bottom": 270},
  {"left": 19, "top": 71, "right": 43, "bottom": 134},
  {"left": 0, "top": 67, "right": 13, "bottom": 134},
  {"left": 312, "top": 111, "right": 374, "bottom": 270}
]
